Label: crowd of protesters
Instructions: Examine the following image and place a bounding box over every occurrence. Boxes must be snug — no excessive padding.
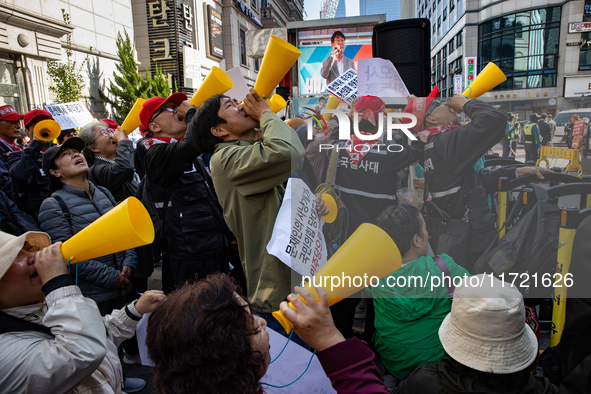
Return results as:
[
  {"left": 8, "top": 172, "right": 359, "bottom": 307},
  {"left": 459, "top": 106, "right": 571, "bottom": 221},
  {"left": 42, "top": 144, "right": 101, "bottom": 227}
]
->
[{"left": 0, "top": 83, "right": 588, "bottom": 394}]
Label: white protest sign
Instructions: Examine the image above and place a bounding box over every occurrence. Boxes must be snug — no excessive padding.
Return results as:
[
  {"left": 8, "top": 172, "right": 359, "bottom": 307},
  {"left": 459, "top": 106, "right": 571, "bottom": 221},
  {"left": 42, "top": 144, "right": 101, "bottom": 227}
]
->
[
  {"left": 225, "top": 66, "right": 250, "bottom": 102},
  {"left": 358, "top": 58, "right": 410, "bottom": 98},
  {"left": 261, "top": 328, "right": 337, "bottom": 393},
  {"left": 326, "top": 68, "right": 358, "bottom": 105},
  {"left": 44, "top": 101, "right": 95, "bottom": 129},
  {"left": 136, "top": 313, "right": 154, "bottom": 367},
  {"left": 267, "top": 178, "right": 328, "bottom": 277}
]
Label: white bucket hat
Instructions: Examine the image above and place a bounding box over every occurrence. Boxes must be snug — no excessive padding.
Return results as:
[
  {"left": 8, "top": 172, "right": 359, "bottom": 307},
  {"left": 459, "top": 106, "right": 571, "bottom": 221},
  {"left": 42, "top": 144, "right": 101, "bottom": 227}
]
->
[
  {"left": 438, "top": 274, "right": 538, "bottom": 374},
  {"left": 0, "top": 231, "right": 51, "bottom": 281}
]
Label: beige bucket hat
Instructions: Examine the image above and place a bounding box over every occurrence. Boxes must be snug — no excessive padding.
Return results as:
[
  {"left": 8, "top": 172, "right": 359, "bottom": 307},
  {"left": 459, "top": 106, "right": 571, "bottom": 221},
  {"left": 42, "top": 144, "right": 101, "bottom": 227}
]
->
[
  {"left": 0, "top": 231, "right": 51, "bottom": 281},
  {"left": 438, "top": 274, "right": 538, "bottom": 374}
]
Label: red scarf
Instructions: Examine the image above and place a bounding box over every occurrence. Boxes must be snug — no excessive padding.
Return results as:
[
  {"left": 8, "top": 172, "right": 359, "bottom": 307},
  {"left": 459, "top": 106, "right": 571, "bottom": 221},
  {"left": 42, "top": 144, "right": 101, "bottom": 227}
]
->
[
  {"left": 417, "top": 123, "right": 460, "bottom": 142},
  {"left": 141, "top": 136, "right": 182, "bottom": 150},
  {"left": 344, "top": 131, "right": 381, "bottom": 164}
]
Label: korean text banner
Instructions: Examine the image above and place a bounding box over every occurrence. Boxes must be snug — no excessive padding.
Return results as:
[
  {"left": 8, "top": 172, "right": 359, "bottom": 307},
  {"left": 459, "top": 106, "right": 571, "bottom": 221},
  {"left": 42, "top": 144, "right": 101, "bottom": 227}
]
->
[{"left": 299, "top": 45, "right": 372, "bottom": 96}]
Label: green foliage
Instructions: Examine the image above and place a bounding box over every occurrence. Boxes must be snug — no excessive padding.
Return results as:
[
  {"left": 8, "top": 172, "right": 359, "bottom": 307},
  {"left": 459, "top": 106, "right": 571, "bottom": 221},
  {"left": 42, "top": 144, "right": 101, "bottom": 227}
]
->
[
  {"left": 47, "top": 10, "right": 91, "bottom": 103},
  {"left": 99, "top": 30, "right": 171, "bottom": 124},
  {"left": 146, "top": 64, "right": 171, "bottom": 98}
]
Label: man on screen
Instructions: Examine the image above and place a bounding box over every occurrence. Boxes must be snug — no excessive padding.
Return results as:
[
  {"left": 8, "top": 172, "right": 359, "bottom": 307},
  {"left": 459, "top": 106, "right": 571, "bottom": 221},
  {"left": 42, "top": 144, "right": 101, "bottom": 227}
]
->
[{"left": 321, "top": 31, "right": 355, "bottom": 85}]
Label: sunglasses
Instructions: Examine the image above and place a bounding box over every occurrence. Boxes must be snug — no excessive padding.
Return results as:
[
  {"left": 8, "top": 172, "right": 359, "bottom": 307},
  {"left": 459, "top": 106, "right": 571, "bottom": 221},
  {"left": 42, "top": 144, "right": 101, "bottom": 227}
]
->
[{"left": 150, "top": 104, "right": 177, "bottom": 123}]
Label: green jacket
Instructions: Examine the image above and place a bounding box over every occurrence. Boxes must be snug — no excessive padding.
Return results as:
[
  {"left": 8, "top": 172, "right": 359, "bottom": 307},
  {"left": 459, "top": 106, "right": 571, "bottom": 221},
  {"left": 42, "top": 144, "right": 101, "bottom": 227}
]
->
[
  {"left": 210, "top": 111, "right": 305, "bottom": 313},
  {"left": 366, "top": 254, "right": 470, "bottom": 378}
]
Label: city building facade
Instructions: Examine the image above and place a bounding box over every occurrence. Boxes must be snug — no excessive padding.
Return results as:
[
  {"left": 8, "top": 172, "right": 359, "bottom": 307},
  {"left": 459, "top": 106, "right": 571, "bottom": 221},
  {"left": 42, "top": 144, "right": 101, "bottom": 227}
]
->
[
  {"left": 260, "top": 0, "right": 304, "bottom": 28},
  {"left": 360, "top": 0, "right": 401, "bottom": 21},
  {"left": 417, "top": 0, "right": 591, "bottom": 116},
  {"left": 0, "top": 0, "right": 135, "bottom": 118},
  {"left": 320, "top": 0, "right": 346, "bottom": 19}
]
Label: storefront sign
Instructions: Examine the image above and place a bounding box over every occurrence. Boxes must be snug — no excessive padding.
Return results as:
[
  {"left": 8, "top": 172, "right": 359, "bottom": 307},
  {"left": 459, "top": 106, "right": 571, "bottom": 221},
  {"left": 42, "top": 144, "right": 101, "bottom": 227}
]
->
[
  {"left": 236, "top": 0, "right": 263, "bottom": 28},
  {"left": 183, "top": 46, "right": 201, "bottom": 89},
  {"left": 464, "top": 57, "right": 476, "bottom": 91},
  {"left": 569, "top": 22, "right": 591, "bottom": 33},
  {"left": 454, "top": 74, "right": 463, "bottom": 95},
  {"left": 146, "top": 0, "right": 195, "bottom": 92},
  {"left": 564, "top": 76, "right": 591, "bottom": 98},
  {"left": 207, "top": 5, "right": 224, "bottom": 58}
]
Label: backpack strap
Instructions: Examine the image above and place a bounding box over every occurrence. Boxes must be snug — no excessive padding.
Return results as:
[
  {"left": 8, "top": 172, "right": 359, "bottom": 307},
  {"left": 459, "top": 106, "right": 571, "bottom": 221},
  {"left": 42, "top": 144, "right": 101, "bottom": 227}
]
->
[
  {"left": 51, "top": 195, "right": 72, "bottom": 226},
  {"left": 0, "top": 311, "right": 54, "bottom": 338},
  {"left": 325, "top": 145, "right": 340, "bottom": 185},
  {"left": 433, "top": 255, "right": 455, "bottom": 299}
]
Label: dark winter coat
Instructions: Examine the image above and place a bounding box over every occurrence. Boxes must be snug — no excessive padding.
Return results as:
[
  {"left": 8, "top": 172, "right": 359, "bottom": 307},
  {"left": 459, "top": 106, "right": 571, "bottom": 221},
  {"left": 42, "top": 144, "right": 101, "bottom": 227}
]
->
[{"left": 38, "top": 182, "right": 137, "bottom": 304}]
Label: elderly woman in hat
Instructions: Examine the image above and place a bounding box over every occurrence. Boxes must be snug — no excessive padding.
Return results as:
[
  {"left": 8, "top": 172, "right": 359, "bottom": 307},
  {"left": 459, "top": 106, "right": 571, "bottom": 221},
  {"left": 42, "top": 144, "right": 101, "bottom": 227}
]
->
[
  {"left": 78, "top": 119, "right": 137, "bottom": 203},
  {"left": 0, "top": 230, "right": 164, "bottom": 393},
  {"left": 37, "top": 138, "right": 137, "bottom": 315},
  {"left": 394, "top": 274, "right": 557, "bottom": 394}
]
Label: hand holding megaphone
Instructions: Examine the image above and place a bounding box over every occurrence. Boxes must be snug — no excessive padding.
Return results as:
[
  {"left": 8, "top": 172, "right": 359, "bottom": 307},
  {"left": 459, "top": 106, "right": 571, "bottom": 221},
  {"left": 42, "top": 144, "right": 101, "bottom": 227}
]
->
[
  {"left": 448, "top": 95, "right": 469, "bottom": 113},
  {"left": 279, "top": 285, "right": 346, "bottom": 351},
  {"left": 242, "top": 88, "right": 271, "bottom": 122}
]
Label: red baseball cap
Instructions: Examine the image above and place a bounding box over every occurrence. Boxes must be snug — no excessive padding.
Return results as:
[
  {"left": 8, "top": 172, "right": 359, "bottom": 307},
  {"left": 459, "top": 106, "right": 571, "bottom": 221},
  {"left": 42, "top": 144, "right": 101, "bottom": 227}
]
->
[
  {"left": 354, "top": 96, "right": 385, "bottom": 125},
  {"left": 23, "top": 109, "right": 53, "bottom": 128},
  {"left": 139, "top": 92, "right": 188, "bottom": 130},
  {"left": 100, "top": 118, "right": 120, "bottom": 130},
  {"left": 0, "top": 105, "right": 23, "bottom": 122}
]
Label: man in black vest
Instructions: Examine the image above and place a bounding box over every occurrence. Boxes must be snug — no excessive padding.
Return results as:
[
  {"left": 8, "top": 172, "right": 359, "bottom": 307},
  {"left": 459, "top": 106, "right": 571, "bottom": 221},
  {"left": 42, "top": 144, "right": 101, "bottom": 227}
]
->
[
  {"left": 137, "top": 93, "right": 238, "bottom": 291},
  {"left": 418, "top": 95, "right": 549, "bottom": 271},
  {"left": 537, "top": 113, "right": 551, "bottom": 147}
]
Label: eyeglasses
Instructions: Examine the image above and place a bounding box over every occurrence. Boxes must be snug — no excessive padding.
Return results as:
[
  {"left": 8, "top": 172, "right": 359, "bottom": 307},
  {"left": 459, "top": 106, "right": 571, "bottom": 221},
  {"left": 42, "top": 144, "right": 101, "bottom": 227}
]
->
[
  {"left": 65, "top": 131, "right": 77, "bottom": 138},
  {"left": 150, "top": 104, "right": 177, "bottom": 123},
  {"left": 98, "top": 129, "right": 113, "bottom": 138}
]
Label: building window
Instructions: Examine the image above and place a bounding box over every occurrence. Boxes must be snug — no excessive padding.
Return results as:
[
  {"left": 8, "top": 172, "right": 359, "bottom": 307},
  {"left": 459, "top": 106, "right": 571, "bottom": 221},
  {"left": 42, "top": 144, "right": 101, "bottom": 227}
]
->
[
  {"left": 261, "top": 0, "right": 267, "bottom": 6},
  {"left": 456, "top": 30, "right": 463, "bottom": 46},
  {"left": 580, "top": 32, "right": 591, "bottom": 70},
  {"left": 478, "top": 7, "right": 561, "bottom": 89},
  {"left": 450, "top": 0, "right": 455, "bottom": 10},
  {"left": 443, "top": 8, "right": 447, "bottom": 20},
  {"left": 437, "top": 17, "right": 441, "bottom": 28},
  {"left": 448, "top": 39, "right": 454, "bottom": 52},
  {"left": 251, "top": 0, "right": 257, "bottom": 10},
  {"left": 254, "top": 58, "right": 261, "bottom": 72},
  {"left": 240, "top": 28, "right": 247, "bottom": 66}
]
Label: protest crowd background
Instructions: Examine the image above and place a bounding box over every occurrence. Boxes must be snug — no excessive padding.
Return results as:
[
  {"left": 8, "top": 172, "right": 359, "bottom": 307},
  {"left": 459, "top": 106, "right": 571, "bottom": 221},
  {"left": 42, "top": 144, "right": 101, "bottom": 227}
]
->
[{"left": 0, "top": 4, "right": 591, "bottom": 394}]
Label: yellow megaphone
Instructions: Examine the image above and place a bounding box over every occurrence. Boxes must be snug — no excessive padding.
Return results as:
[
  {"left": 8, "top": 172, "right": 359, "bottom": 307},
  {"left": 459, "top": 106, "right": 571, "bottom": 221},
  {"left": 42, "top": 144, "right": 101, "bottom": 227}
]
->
[
  {"left": 254, "top": 36, "right": 301, "bottom": 98},
  {"left": 321, "top": 194, "right": 337, "bottom": 224},
  {"left": 190, "top": 66, "right": 233, "bottom": 108},
  {"left": 120, "top": 98, "right": 146, "bottom": 135},
  {"left": 272, "top": 223, "right": 402, "bottom": 334},
  {"left": 323, "top": 96, "right": 342, "bottom": 120},
  {"left": 60, "top": 197, "right": 154, "bottom": 264},
  {"left": 266, "top": 94, "right": 287, "bottom": 113},
  {"left": 34, "top": 119, "right": 61, "bottom": 142},
  {"left": 462, "top": 62, "right": 507, "bottom": 98}
]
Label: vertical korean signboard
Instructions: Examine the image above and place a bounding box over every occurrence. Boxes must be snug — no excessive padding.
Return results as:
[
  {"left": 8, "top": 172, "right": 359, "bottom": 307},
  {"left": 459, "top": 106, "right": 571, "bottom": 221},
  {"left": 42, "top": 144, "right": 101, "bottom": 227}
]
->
[
  {"left": 207, "top": 5, "right": 223, "bottom": 59},
  {"left": 146, "top": 0, "right": 195, "bottom": 93},
  {"left": 454, "top": 75, "right": 462, "bottom": 95},
  {"left": 464, "top": 57, "right": 476, "bottom": 93}
]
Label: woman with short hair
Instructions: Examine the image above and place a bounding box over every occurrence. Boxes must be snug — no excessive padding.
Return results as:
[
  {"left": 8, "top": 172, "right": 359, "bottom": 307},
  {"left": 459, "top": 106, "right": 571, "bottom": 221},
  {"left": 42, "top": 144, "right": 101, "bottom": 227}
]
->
[{"left": 78, "top": 121, "right": 137, "bottom": 203}]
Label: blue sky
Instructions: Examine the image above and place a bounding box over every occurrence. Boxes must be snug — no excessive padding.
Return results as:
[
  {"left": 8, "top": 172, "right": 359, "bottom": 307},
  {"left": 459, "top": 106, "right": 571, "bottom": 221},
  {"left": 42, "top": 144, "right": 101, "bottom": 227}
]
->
[{"left": 304, "top": 0, "right": 360, "bottom": 20}]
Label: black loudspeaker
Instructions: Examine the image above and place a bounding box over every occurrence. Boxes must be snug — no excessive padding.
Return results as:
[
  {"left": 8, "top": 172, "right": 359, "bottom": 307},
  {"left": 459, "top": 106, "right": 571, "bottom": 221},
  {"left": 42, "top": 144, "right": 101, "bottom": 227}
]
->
[
  {"left": 372, "top": 18, "right": 431, "bottom": 97},
  {"left": 275, "top": 86, "right": 290, "bottom": 101}
]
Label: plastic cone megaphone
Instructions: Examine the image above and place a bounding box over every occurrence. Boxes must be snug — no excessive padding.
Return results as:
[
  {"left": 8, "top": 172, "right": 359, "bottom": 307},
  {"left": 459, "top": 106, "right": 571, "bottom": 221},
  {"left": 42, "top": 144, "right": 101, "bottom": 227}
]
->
[
  {"left": 266, "top": 94, "right": 287, "bottom": 113},
  {"left": 34, "top": 119, "right": 61, "bottom": 142},
  {"left": 320, "top": 193, "right": 337, "bottom": 224},
  {"left": 190, "top": 66, "right": 233, "bottom": 108},
  {"left": 272, "top": 223, "right": 401, "bottom": 333},
  {"left": 462, "top": 62, "right": 507, "bottom": 98},
  {"left": 120, "top": 98, "right": 146, "bottom": 135},
  {"left": 323, "top": 96, "right": 342, "bottom": 120},
  {"left": 254, "top": 36, "right": 301, "bottom": 98},
  {"left": 60, "top": 197, "right": 154, "bottom": 264}
]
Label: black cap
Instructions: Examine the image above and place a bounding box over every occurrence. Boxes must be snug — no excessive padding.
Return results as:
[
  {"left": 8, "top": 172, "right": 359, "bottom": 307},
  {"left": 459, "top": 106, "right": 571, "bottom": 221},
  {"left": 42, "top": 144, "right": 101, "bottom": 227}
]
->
[
  {"left": 529, "top": 113, "right": 539, "bottom": 122},
  {"left": 42, "top": 137, "right": 85, "bottom": 176}
]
